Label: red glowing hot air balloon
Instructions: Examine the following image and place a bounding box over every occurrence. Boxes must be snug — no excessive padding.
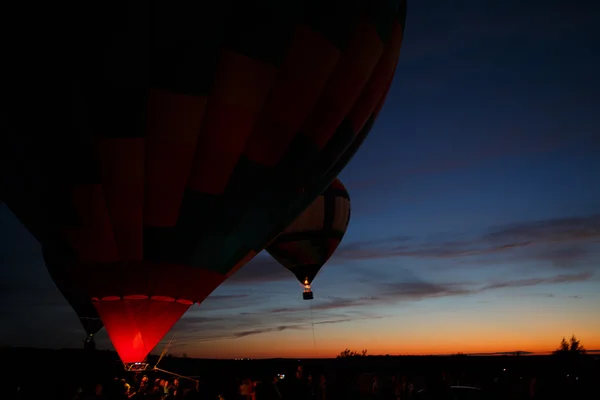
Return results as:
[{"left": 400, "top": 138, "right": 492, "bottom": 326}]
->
[
  {"left": 267, "top": 178, "right": 350, "bottom": 300},
  {"left": 1, "top": 1, "right": 407, "bottom": 364}
]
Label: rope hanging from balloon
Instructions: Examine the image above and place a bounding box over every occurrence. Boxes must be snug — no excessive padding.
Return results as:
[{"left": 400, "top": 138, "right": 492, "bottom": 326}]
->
[
  {"left": 153, "top": 367, "right": 199, "bottom": 384},
  {"left": 309, "top": 299, "right": 316, "bottom": 351},
  {"left": 155, "top": 333, "right": 177, "bottom": 367},
  {"left": 152, "top": 333, "right": 199, "bottom": 384}
]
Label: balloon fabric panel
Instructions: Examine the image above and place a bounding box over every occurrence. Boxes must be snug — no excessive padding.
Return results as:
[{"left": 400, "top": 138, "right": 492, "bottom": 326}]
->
[
  {"left": 144, "top": 92, "right": 207, "bottom": 227},
  {"left": 282, "top": 197, "right": 326, "bottom": 234}
]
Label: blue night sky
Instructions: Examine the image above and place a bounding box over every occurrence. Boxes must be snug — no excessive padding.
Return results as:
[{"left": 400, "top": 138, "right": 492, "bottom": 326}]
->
[{"left": 1, "top": 0, "right": 599, "bottom": 358}]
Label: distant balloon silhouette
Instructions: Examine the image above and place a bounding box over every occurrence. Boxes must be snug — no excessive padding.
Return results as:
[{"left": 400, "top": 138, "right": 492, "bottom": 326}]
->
[
  {"left": 42, "top": 247, "right": 104, "bottom": 340},
  {"left": 1, "top": 1, "right": 407, "bottom": 364},
  {"left": 267, "top": 178, "right": 350, "bottom": 300}
]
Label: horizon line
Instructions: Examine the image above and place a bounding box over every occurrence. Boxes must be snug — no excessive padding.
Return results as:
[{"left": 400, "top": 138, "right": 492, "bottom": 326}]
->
[{"left": 4, "top": 346, "right": 599, "bottom": 359}]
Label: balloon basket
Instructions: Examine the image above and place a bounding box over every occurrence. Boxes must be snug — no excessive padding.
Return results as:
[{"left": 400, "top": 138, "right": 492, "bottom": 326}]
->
[
  {"left": 124, "top": 362, "right": 151, "bottom": 372},
  {"left": 83, "top": 337, "right": 96, "bottom": 351},
  {"left": 303, "top": 290, "right": 314, "bottom": 300}
]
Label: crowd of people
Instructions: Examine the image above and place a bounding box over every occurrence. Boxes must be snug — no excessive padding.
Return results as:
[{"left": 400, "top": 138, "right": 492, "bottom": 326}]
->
[
  {"left": 69, "top": 366, "right": 327, "bottom": 400},
  {"left": 71, "top": 375, "right": 191, "bottom": 399},
  {"left": 62, "top": 363, "right": 597, "bottom": 400}
]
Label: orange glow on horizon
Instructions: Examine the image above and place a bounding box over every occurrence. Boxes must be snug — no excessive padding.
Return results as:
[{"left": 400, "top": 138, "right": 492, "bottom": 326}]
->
[
  {"left": 169, "top": 331, "right": 600, "bottom": 360},
  {"left": 165, "top": 302, "right": 600, "bottom": 359}
]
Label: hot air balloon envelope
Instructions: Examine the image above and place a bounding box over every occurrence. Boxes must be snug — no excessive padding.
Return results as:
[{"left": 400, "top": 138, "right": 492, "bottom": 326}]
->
[{"left": 267, "top": 178, "right": 351, "bottom": 299}]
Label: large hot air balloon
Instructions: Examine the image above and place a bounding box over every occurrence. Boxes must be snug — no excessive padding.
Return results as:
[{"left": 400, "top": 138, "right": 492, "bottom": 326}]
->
[
  {"left": 1, "top": 1, "right": 407, "bottom": 364},
  {"left": 267, "top": 178, "right": 350, "bottom": 300}
]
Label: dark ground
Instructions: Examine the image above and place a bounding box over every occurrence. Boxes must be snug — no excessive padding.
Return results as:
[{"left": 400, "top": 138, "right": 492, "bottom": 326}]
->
[{"left": 2, "top": 347, "right": 598, "bottom": 399}]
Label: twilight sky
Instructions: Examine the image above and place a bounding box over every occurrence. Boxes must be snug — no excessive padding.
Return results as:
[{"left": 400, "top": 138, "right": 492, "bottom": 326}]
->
[{"left": 1, "top": 0, "right": 599, "bottom": 358}]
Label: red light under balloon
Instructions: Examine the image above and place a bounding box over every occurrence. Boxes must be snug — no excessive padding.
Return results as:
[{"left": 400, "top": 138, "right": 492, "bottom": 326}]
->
[
  {"left": 68, "top": 262, "right": 227, "bottom": 363},
  {"left": 94, "top": 298, "right": 190, "bottom": 364}
]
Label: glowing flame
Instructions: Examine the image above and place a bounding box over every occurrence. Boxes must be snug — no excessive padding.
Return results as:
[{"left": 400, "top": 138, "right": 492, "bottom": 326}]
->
[{"left": 303, "top": 278, "right": 311, "bottom": 292}]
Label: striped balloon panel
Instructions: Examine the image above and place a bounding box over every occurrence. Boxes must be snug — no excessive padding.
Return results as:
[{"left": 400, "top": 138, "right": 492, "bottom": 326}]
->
[
  {"left": 267, "top": 178, "right": 351, "bottom": 284},
  {"left": 282, "top": 197, "right": 326, "bottom": 234}
]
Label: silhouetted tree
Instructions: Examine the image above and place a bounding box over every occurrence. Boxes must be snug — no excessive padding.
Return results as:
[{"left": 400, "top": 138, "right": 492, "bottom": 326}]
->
[
  {"left": 557, "top": 338, "right": 569, "bottom": 352},
  {"left": 337, "top": 348, "right": 368, "bottom": 358},
  {"left": 553, "top": 335, "right": 586, "bottom": 355}
]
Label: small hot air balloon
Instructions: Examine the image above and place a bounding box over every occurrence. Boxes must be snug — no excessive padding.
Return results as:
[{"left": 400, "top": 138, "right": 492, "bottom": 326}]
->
[
  {"left": 267, "top": 178, "right": 350, "bottom": 300},
  {"left": 1, "top": 1, "right": 406, "bottom": 364}
]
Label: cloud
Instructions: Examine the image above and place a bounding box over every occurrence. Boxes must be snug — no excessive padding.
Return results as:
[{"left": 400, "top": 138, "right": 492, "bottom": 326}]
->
[
  {"left": 378, "top": 281, "right": 471, "bottom": 299},
  {"left": 519, "top": 293, "right": 584, "bottom": 300},
  {"left": 481, "top": 272, "right": 593, "bottom": 290},
  {"left": 165, "top": 308, "right": 384, "bottom": 349},
  {"left": 534, "top": 246, "right": 590, "bottom": 269},
  {"left": 492, "top": 351, "right": 534, "bottom": 356},
  {"left": 269, "top": 298, "right": 363, "bottom": 314},
  {"left": 484, "top": 215, "right": 600, "bottom": 243},
  {"left": 331, "top": 214, "right": 600, "bottom": 269},
  {"left": 227, "top": 317, "right": 367, "bottom": 339},
  {"left": 381, "top": 271, "right": 593, "bottom": 302},
  {"left": 336, "top": 240, "right": 534, "bottom": 261},
  {"left": 523, "top": 293, "right": 556, "bottom": 299},
  {"left": 231, "top": 325, "right": 307, "bottom": 339},
  {"left": 175, "top": 315, "right": 227, "bottom": 328},
  {"left": 237, "top": 270, "right": 594, "bottom": 318}
]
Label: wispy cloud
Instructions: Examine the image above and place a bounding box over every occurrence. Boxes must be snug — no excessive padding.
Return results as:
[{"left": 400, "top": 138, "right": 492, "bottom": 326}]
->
[
  {"left": 484, "top": 215, "right": 600, "bottom": 243},
  {"left": 165, "top": 308, "right": 383, "bottom": 349},
  {"left": 520, "top": 292, "right": 585, "bottom": 300},
  {"left": 216, "top": 270, "right": 593, "bottom": 319},
  {"left": 332, "top": 214, "right": 600, "bottom": 269},
  {"left": 481, "top": 272, "right": 593, "bottom": 290}
]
